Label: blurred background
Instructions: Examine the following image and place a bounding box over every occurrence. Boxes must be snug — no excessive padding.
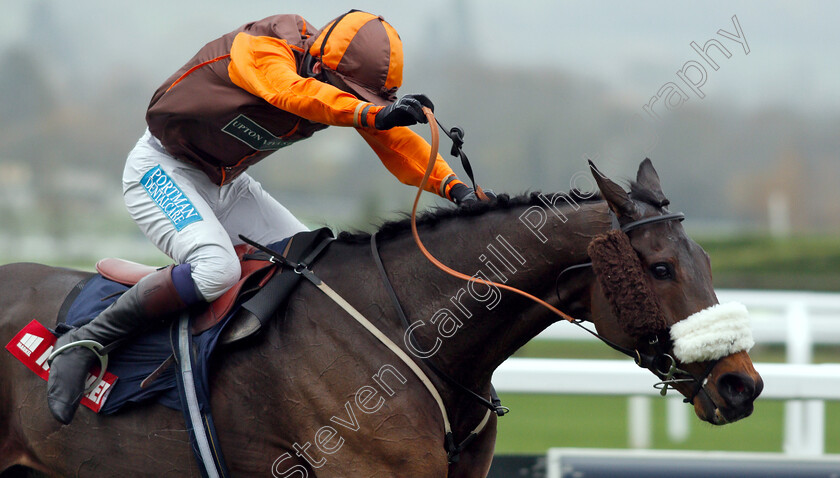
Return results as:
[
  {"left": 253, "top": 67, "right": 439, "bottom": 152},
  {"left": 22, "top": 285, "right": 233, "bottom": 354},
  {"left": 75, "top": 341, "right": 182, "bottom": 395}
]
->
[
  {"left": 2, "top": 0, "right": 840, "bottom": 467},
  {"left": 2, "top": 0, "right": 839, "bottom": 282}
]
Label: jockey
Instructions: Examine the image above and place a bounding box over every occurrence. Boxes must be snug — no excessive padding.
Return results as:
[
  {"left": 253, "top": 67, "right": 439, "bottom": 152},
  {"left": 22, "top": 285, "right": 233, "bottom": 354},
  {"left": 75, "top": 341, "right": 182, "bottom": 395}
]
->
[{"left": 47, "top": 10, "right": 478, "bottom": 424}]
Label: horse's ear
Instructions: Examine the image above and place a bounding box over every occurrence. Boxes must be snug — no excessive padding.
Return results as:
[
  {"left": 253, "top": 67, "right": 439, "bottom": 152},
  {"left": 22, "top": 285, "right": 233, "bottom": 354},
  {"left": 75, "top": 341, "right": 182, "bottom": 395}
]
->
[
  {"left": 634, "top": 158, "right": 669, "bottom": 207},
  {"left": 589, "top": 160, "right": 639, "bottom": 219}
]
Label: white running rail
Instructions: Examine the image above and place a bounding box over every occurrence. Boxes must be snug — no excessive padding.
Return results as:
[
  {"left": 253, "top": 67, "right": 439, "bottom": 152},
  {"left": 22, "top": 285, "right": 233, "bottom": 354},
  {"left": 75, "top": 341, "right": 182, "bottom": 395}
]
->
[{"left": 507, "top": 289, "right": 840, "bottom": 455}]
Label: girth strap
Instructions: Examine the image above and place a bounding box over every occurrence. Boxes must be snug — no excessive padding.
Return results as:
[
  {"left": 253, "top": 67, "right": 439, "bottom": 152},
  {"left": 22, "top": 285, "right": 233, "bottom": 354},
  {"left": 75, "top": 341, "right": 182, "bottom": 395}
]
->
[{"left": 174, "top": 312, "right": 229, "bottom": 478}]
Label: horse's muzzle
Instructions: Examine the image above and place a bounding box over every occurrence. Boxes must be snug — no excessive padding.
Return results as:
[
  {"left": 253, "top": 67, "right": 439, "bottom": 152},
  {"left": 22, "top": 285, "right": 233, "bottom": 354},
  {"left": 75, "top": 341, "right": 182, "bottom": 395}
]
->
[{"left": 714, "top": 370, "right": 764, "bottom": 423}]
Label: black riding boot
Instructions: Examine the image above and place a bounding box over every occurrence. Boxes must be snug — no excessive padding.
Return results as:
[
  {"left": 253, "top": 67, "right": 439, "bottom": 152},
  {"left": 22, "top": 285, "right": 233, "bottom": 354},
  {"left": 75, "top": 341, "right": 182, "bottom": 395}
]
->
[{"left": 47, "top": 265, "right": 188, "bottom": 424}]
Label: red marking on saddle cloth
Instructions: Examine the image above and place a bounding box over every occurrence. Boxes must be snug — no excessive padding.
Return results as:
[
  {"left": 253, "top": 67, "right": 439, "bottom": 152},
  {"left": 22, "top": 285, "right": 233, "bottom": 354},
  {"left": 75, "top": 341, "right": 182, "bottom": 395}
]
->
[{"left": 5, "top": 319, "right": 118, "bottom": 413}]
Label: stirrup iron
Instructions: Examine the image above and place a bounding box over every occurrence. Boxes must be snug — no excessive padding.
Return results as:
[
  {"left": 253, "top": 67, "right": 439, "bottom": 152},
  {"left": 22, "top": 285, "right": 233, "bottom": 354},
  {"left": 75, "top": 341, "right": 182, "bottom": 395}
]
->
[{"left": 48, "top": 339, "right": 110, "bottom": 394}]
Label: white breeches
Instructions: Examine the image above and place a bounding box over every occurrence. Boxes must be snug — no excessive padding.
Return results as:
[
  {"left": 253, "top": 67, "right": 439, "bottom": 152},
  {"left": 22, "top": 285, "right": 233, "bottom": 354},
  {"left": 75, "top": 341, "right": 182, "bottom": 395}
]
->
[{"left": 122, "top": 130, "right": 308, "bottom": 301}]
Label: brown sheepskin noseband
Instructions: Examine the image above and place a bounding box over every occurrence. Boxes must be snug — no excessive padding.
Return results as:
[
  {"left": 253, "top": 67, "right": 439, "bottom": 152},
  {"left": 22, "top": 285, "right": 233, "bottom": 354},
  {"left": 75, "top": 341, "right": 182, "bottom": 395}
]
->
[{"left": 587, "top": 229, "right": 668, "bottom": 338}]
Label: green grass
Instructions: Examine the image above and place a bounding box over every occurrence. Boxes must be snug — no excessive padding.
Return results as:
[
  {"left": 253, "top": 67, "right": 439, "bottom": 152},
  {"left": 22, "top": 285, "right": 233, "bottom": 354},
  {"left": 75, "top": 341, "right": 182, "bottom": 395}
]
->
[
  {"left": 493, "top": 340, "right": 840, "bottom": 454},
  {"left": 494, "top": 395, "right": 802, "bottom": 454},
  {"left": 698, "top": 234, "right": 840, "bottom": 291}
]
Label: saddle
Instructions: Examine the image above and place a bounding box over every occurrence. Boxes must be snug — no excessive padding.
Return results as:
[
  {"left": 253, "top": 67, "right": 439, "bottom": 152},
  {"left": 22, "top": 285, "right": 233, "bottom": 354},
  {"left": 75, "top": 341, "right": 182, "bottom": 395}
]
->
[
  {"left": 93, "top": 227, "right": 334, "bottom": 344},
  {"left": 13, "top": 229, "right": 335, "bottom": 473},
  {"left": 97, "top": 243, "right": 281, "bottom": 336}
]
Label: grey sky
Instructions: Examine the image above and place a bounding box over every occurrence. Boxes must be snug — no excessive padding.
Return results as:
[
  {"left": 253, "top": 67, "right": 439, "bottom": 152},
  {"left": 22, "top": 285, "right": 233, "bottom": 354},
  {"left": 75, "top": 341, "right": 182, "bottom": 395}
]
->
[{"left": 2, "top": 1, "right": 837, "bottom": 113}]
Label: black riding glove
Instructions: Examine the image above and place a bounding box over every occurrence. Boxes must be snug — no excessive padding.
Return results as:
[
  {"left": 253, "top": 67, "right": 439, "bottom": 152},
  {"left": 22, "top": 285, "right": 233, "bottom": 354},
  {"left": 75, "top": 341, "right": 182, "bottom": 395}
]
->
[
  {"left": 374, "top": 94, "right": 434, "bottom": 130},
  {"left": 450, "top": 183, "right": 496, "bottom": 206}
]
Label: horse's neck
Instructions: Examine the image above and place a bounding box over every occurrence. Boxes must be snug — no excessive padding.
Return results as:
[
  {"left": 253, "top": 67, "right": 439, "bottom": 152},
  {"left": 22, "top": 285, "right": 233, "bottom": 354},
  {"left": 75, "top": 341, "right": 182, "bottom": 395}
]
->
[{"left": 387, "top": 199, "right": 611, "bottom": 389}]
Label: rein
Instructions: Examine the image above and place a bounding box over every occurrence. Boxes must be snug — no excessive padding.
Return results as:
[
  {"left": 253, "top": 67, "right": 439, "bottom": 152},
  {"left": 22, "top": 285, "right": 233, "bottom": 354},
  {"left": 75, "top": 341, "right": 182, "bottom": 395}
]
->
[
  {"left": 239, "top": 236, "right": 474, "bottom": 461},
  {"left": 411, "top": 108, "right": 711, "bottom": 405},
  {"left": 370, "top": 233, "right": 504, "bottom": 462},
  {"left": 246, "top": 110, "right": 711, "bottom": 464},
  {"left": 370, "top": 233, "right": 507, "bottom": 416},
  {"left": 412, "top": 108, "right": 577, "bottom": 324}
]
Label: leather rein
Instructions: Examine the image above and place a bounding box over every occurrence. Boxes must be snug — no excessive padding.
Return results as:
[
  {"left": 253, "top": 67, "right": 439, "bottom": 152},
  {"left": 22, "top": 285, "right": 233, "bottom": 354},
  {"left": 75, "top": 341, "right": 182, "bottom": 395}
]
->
[
  {"left": 407, "top": 109, "right": 713, "bottom": 422},
  {"left": 246, "top": 110, "right": 710, "bottom": 464}
]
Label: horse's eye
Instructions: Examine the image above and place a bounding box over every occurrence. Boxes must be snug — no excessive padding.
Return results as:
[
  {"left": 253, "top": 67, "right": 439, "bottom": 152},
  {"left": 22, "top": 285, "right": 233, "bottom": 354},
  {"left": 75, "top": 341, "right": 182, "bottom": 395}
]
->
[{"left": 650, "top": 263, "right": 673, "bottom": 280}]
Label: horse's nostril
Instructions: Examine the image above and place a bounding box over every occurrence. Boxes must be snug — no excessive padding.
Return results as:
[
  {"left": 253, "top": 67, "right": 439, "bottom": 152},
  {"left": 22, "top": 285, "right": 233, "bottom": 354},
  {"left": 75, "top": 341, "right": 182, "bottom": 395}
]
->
[{"left": 717, "top": 372, "right": 756, "bottom": 407}]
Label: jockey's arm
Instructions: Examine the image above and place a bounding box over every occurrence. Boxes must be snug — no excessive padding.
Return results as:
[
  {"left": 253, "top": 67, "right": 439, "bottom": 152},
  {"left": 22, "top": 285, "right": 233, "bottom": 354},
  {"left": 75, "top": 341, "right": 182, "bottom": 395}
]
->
[
  {"left": 227, "top": 31, "right": 464, "bottom": 200},
  {"left": 357, "top": 128, "right": 464, "bottom": 200},
  {"left": 227, "top": 32, "right": 380, "bottom": 128}
]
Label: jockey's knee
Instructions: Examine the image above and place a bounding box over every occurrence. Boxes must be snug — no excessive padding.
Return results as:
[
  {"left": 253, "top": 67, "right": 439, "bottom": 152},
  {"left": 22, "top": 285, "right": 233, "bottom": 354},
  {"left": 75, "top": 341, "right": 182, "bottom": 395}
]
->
[{"left": 189, "top": 248, "right": 241, "bottom": 302}]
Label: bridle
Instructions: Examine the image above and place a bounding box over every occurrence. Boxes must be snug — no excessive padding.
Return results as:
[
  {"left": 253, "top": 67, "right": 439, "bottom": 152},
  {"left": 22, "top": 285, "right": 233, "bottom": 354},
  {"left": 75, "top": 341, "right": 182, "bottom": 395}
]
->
[
  {"left": 378, "top": 108, "right": 721, "bottom": 461},
  {"left": 555, "top": 210, "right": 719, "bottom": 404}
]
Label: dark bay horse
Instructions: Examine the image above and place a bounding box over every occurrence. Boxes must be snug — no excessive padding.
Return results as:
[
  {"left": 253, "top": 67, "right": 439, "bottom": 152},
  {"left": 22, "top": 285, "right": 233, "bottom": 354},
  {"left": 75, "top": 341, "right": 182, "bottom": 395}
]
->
[{"left": 0, "top": 160, "right": 762, "bottom": 477}]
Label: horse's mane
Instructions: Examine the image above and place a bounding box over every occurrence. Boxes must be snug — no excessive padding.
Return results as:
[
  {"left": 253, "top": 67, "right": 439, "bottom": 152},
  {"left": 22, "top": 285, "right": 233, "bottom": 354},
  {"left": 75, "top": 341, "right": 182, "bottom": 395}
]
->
[{"left": 336, "top": 189, "right": 601, "bottom": 244}]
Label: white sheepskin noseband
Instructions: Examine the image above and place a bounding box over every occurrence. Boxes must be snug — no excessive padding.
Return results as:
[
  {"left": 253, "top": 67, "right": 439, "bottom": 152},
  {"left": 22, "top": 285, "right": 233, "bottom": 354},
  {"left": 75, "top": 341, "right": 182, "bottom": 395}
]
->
[{"left": 669, "top": 302, "right": 754, "bottom": 363}]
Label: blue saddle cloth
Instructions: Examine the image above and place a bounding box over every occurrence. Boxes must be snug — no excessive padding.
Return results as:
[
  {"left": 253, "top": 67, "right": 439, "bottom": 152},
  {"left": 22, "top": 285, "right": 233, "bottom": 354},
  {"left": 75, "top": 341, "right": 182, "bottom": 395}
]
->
[
  {"left": 64, "top": 275, "right": 220, "bottom": 413},
  {"left": 63, "top": 238, "right": 290, "bottom": 414}
]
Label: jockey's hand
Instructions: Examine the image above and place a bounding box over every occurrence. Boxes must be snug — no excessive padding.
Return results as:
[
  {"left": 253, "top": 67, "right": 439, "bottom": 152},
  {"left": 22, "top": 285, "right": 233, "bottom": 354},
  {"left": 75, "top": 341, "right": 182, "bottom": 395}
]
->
[
  {"left": 374, "top": 94, "right": 434, "bottom": 130},
  {"left": 450, "top": 183, "right": 496, "bottom": 206}
]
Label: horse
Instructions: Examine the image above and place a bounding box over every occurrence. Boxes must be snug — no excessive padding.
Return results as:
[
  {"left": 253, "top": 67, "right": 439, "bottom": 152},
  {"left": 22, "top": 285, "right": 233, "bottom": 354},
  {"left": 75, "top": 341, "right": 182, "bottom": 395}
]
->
[{"left": 0, "top": 159, "right": 762, "bottom": 477}]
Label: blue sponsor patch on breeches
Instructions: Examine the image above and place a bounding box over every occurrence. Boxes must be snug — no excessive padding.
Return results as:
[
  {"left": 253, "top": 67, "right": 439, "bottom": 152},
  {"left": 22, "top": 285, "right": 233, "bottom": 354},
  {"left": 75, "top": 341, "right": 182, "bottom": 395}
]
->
[{"left": 141, "top": 165, "right": 203, "bottom": 231}]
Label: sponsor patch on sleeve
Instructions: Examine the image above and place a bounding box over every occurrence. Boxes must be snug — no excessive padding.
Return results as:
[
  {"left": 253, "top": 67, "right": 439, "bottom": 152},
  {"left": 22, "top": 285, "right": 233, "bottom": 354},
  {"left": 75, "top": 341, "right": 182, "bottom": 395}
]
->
[
  {"left": 141, "top": 165, "right": 203, "bottom": 231},
  {"left": 5, "top": 319, "right": 118, "bottom": 413}
]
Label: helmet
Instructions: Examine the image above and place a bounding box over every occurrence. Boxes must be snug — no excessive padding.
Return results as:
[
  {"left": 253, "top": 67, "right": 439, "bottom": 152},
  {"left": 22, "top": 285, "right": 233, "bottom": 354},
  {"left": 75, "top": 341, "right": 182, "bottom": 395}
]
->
[{"left": 309, "top": 10, "right": 403, "bottom": 106}]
